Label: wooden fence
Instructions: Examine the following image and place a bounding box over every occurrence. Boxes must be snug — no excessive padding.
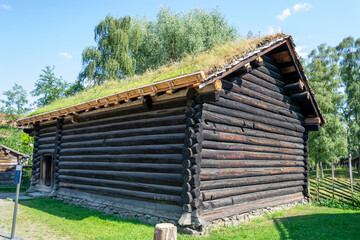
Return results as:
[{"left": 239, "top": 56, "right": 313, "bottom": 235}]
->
[{"left": 309, "top": 177, "right": 360, "bottom": 204}]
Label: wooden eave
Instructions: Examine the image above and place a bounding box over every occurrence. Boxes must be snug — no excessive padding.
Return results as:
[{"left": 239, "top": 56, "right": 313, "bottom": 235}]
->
[
  {"left": 16, "top": 35, "right": 324, "bottom": 128},
  {"left": 283, "top": 39, "right": 325, "bottom": 126},
  {"left": 0, "top": 144, "right": 28, "bottom": 158},
  {"left": 200, "top": 35, "right": 325, "bottom": 127},
  {"left": 16, "top": 71, "right": 211, "bottom": 127}
]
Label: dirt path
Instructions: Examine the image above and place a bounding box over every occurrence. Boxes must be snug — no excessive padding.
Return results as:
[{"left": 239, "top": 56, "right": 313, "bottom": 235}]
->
[{"left": 0, "top": 198, "right": 70, "bottom": 240}]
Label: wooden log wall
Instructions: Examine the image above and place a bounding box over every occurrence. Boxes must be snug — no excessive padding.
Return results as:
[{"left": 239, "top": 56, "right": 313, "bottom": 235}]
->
[
  {"left": 0, "top": 152, "right": 17, "bottom": 172},
  {"left": 31, "top": 123, "right": 40, "bottom": 185},
  {"left": 303, "top": 132, "right": 309, "bottom": 196},
  {"left": 53, "top": 118, "right": 63, "bottom": 190},
  {"left": 56, "top": 99, "right": 187, "bottom": 220},
  {"left": 37, "top": 121, "right": 57, "bottom": 182},
  {"left": 199, "top": 53, "right": 307, "bottom": 221},
  {"left": 179, "top": 91, "right": 206, "bottom": 226}
]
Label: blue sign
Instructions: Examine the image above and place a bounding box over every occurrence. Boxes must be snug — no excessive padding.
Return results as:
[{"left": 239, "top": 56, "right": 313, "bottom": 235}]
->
[{"left": 14, "top": 165, "right": 22, "bottom": 184}]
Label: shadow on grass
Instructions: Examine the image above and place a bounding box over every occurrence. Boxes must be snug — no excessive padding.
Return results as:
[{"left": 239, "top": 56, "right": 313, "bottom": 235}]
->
[
  {"left": 19, "top": 197, "right": 152, "bottom": 227},
  {"left": 273, "top": 212, "right": 360, "bottom": 240}
]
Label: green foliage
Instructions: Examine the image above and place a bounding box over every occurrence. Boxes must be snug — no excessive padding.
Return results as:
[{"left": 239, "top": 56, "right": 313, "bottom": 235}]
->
[
  {"left": 309, "top": 114, "right": 347, "bottom": 164},
  {"left": 31, "top": 66, "right": 70, "bottom": 108},
  {"left": 28, "top": 35, "right": 274, "bottom": 116},
  {"left": 79, "top": 15, "right": 143, "bottom": 84},
  {"left": 79, "top": 8, "right": 237, "bottom": 85},
  {"left": 0, "top": 83, "right": 29, "bottom": 123},
  {"left": 0, "top": 82, "right": 33, "bottom": 158},
  {"left": 313, "top": 198, "right": 360, "bottom": 210},
  {"left": 0, "top": 125, "right": 33, "bottom": 158},
  {"left": 64, "top": 80, "right": 85, "bottom": 97},
  {"left": 305, "top": 44, "right": 347, "bottom": 165},
  {"left": 336, "top": 37, "right": 360, "bottom": 155}
]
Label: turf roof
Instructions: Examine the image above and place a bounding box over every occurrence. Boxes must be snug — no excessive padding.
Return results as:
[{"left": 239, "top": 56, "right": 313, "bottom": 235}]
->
[{"left": 26, "top": 34, "right": 284, "bottom": 117}]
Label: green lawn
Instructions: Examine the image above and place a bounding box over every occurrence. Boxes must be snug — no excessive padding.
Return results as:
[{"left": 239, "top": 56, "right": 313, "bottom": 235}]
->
[{"left": 1, "top": 198, "right": 359, "bottom": 240}]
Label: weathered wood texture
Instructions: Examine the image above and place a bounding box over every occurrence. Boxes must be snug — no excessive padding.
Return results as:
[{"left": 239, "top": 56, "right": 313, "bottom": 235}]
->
[
  {"left": 200, "top": 53, "right": 307, "bottom": 221},
  {"left": 55, "top": 99, "right": 188, "bottom": 216},
  {"left": 31, "top": 122, "right": 57, "bottom": 185},
  {"left": 0, "top": 153, "right": 17, "bottom": 172},
  {"left": 29, "top": 52, "right": 311, "bottom": 226},
  {"left": 154, "top": 223, "right": 177, "bottom": 240}
]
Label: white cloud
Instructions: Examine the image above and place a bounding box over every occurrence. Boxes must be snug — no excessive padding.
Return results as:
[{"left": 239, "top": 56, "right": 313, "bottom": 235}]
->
[
  {"left": 59, "top": 52, "right": 72, "bottom": 60},
  {"left": 293, "top": 3, "right": 312, "bottom": 12},
  {"left": 277, "top": 8, "right": 291, "bottom": 21},
  {"left": 296, "top": 45, "right": 308, "bottom": 58},
  {"left": 0, "top": 4, "right": 11, "bottom": 11}
]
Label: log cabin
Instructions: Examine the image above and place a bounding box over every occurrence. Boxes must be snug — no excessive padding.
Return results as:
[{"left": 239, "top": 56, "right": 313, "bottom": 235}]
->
[
  {"left": 0, "top": 144, "right": 28, "bottom": 180},
  {"left": 16, "top": 34, "right": 324, "bottom": 231}
]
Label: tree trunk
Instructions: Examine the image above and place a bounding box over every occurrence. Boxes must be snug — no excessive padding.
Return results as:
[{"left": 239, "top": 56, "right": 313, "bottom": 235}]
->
[
  {"left": 311, "top": 159, "right": 314, "bottom": 171},
  {"left": 349, "top": 153, "right": 353, "bottom": 194},
  {"left": 332, "top": 160, "right": 335, "bottom": 199},
  {"left": 316, "top": 162, "right": 319, "bottom": 202},
  {"left": 358, "top": 147, "right": 360, "bottom": 177},
  {"left": 320, "top": 162, "right": 324, "bottom": 179}
]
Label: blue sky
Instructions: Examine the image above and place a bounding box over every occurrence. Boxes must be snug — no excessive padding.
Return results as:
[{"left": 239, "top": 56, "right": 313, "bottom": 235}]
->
[{"left": 0, "top": 0, "right": 359, "bottom": 106}]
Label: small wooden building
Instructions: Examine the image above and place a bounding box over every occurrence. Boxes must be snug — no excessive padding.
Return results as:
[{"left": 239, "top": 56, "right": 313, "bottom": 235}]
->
[
  {"left": 17, "top": 35, "right": 324, "bottom": 230},
  {"left": 339, "top": 156, "right": 360, "bottom": 170},
  {"left": 0, "top": 144, "right": 28, "bottom": 179}
]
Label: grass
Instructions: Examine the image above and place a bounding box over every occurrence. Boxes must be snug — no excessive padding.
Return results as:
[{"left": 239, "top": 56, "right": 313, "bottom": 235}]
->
[
  {"left": 0, "top": 198, "right": 155, "bottom": 240},
  {"left": 26, "top": 34, "right": 283, "bottom": 117},
  {"left": 1, "top": 198, "right": 359, "bottom": 240},
  {"left": 179, "top": 205, "right": 360, "bottom": 240},
  {"left": 308, "top": 167, "right": 360, "bottom": 208}
]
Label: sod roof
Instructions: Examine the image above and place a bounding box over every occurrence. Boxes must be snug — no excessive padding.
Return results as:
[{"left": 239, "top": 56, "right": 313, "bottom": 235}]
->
[
  {"left": 28, "top": 34, "right": 283, "bottom": 115},
  {"left": 16, "top": 34, "right": 324, "bottom": 127}
]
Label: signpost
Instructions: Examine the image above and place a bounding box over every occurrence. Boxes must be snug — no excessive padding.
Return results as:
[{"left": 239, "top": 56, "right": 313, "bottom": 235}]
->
[{"left": 10, "top": 164, "right": 22, "bottom": 240}]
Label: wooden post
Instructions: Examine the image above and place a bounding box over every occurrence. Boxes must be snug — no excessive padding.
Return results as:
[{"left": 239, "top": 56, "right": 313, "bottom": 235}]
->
[
  {"left": 320, "top": 162, "right": 324, "bottom": 179},
  {"left": 154, "top": 223, "right": 177, "bottom": 240},
  {"left": 316, "top": 162, "right": 319, "bottom": 202},
  {"left": 332, "top": 160, "right": 335, "bottom": 199},
  {"left": 311, "top": 159, "right": 314, "bottom": 171},
  {"left": 349, "top": 153, "right": 353, "bottom": 195},
  {"left": 358, "top": 149, "right": 360, "bottom": 177}
]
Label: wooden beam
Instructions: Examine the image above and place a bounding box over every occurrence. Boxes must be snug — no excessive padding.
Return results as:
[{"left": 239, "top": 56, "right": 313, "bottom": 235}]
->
[
  {"left": 281, "top": 66, "right": 296, "bottom": 74},
  {"left": 16, "top": 71, "right": 206, "bottom": 127},
  {"left": 290, "top": 92, "right": 310, "bottom": 102},
  {"left": 304, "top": 117, "right": 321, "bottom": 124},
  {"left": 272, "top": 51, "right": 292, "bottom": 64},
  {"left": 304, "top": 124, "right": 320, "bottom": 131},
  {"left": 283, "top": 80, "right": 304, "bottom": 92}
]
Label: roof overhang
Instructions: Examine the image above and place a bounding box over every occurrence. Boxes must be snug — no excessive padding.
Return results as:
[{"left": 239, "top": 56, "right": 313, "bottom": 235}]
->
[
  {"left": 0, "top": 144, "right": 28, "bottom": 158},
  {"left": 200, "top": 35, "right": 325, "bottom": 129},
  {"left": 16, "top": 35, "right": 324, "bottom": 130},
  {"left": 16, "top": 71, "right": 222, "bottom": 127}
]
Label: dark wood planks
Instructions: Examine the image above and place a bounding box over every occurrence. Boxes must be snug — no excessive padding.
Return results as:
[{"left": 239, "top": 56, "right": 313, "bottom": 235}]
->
[
  {"left": 198, "top": 53, "right": 307, "bottom": 222},
  {"left": 56, "top": 103, "right": 187, "bottom": 215}
]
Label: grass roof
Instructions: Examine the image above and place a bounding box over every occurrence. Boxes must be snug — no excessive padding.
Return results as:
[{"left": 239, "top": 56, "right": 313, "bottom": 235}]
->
[{"left": 26, "top": 34, "right": 283, "bottom": 117}]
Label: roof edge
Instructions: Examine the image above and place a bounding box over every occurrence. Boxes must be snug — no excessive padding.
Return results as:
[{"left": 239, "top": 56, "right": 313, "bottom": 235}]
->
[
  {"left": 16, "top": 71, "right": 206, "bottom": 127},
  {"left": 0, "top": 144, "right": 29, "bottom": 158}
]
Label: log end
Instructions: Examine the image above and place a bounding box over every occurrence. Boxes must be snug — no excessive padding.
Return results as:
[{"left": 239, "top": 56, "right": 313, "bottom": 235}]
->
[{"left": 154, "top": 223, "right": 177, "bottom": 240}]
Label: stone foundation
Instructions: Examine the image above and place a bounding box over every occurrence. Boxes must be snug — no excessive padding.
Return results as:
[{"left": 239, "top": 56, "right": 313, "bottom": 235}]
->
[
  {"left": 56, "top": 194, "right": 178, "bottom": 226},
  {"left": 55, "top": 193, "right": 309, "bottom": 235},
  {"left": 205, "top": 198, "right": 310, "bottom": 232}
]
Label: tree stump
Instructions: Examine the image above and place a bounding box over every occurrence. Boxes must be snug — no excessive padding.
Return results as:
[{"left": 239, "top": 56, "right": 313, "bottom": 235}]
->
[{"left": 153, "top": 223, "right": 177, "bottom": 240}]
